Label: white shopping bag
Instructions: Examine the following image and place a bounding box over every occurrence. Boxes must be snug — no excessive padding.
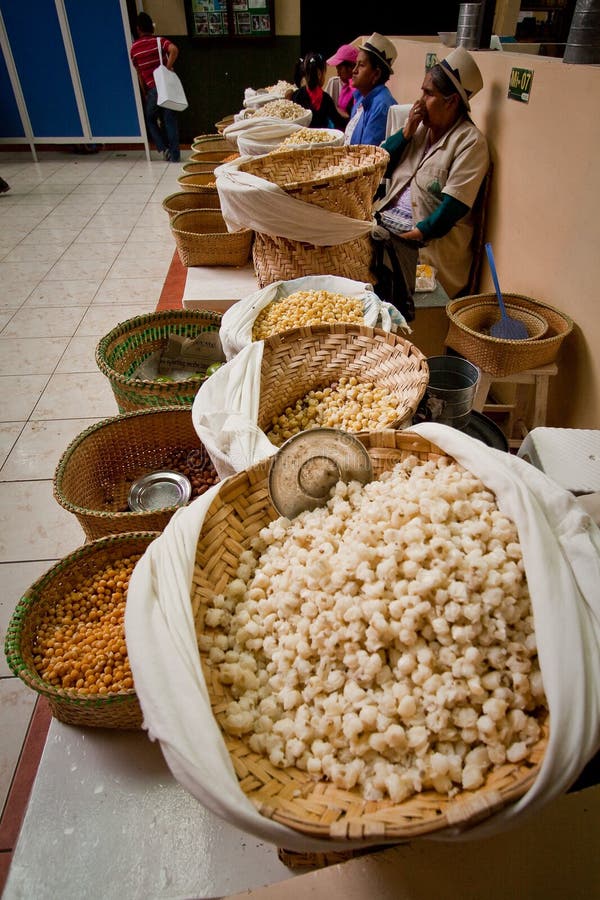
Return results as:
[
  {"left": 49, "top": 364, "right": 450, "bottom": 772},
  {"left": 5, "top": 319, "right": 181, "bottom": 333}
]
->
[{"left": 154, "top": 37, "right": 188, "bottom": 112}]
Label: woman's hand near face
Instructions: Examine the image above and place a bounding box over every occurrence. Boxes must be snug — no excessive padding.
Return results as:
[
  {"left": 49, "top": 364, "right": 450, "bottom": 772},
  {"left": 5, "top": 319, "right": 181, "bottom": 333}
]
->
[{"left": 403, "top": 99, "right": 423, "bottom": 140}]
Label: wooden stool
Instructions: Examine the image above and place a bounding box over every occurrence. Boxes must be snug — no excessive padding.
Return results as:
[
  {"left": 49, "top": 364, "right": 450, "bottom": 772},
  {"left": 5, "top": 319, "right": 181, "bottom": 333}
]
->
[{"left": 471, "top": 363, "right": 558, "bottom": 450}]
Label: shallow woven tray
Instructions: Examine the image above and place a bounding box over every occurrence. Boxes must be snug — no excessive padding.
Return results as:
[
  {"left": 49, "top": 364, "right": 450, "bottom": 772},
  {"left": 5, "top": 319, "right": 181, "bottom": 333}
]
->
[
  {"left": 445, "top": 293, "right": 573, "bottom": 377},
  {"left": 54, "top": 406, "right": 216, "bottom": 541},
  {"left": 177, "top": 173, "right": 218, "bottom": 193},
  {"left": 256, "top": 324, "right": 428, "bottom": 433},
  {"left": 191, "top": 430, "right": 548, "bottom": 839},
  {"left": 182, "top": 160, "right": 222, "bottom": 175},
  {"left": 162, "top": 191, "right": 220, "bottom": 222},
  {"left": 5, "top": 532, "right": 159, "bottom": 729},
  {"left": 96, "top": 309, "right": 222, "bottom": 413},
  {"left": 171, "top": 209, "right": 253, "bottom": 267}
]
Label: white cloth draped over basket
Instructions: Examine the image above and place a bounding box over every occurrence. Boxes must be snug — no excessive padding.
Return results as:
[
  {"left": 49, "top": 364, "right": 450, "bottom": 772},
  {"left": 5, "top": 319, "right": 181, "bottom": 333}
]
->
[
  {"left": 218, "top": 274, "right": 408, "bottom": 361},
  {"left": 125, "top": 423, "right": 600, "bottom": 852},
  {"left": 215, "top": 156, "right": 375, "bottom": 245}
]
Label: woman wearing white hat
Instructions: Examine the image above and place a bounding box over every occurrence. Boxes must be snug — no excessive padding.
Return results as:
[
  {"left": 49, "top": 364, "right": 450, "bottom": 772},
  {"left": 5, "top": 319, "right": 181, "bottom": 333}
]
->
[
  {"left": 374, "top": 47, "right": 490, "bottom": 303},
  {"left": 344, "top": 33, "right": 398, "bottom": 147}
]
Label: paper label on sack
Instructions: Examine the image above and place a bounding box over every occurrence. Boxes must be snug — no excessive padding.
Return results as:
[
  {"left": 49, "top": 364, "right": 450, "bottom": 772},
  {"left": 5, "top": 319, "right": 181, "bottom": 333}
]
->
[{"left": 159, "top": 333, "right": 224, "bottom": 373}]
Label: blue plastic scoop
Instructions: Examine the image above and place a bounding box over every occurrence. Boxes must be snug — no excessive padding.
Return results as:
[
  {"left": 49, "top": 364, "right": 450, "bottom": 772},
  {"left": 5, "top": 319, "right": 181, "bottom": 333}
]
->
[{"left": 485, "top": 243, "right": 528, "bottom": 340}]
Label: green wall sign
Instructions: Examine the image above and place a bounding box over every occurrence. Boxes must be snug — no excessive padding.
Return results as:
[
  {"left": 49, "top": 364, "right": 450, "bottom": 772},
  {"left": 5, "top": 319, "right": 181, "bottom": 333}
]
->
[
  {"left": 425, "top": 52, "right": 438, "bottom": 71},
  {"left": 508, "top": 67, "right": 534, "bottom": 103}
]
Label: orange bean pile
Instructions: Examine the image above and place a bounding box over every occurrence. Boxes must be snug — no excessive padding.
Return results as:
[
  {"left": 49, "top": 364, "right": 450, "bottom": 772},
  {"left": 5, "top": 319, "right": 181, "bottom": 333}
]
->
[{"left": 32, "top": 555, "right": 141, "bottom": 695}]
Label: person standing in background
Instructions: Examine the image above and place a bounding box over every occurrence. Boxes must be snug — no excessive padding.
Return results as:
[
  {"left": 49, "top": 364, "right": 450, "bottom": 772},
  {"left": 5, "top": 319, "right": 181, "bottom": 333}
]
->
[
  {"left": 325, "top": 43, "right": 358, "bottom": 126},
  {"left": 130, "top": 12, "right": 181, "bottom": 162},
  {"left": 344, "top": 32, "right": 397, "bottom": 147},
  {"left": 290, "top": 52, "right": 347, "bottom": 130}
]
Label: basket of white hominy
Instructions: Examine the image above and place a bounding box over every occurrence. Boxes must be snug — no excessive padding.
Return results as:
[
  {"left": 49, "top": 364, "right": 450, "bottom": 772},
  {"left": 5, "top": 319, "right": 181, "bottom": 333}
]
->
[{"left": 191, "top": 430, "right": 548, "bottom": 839}]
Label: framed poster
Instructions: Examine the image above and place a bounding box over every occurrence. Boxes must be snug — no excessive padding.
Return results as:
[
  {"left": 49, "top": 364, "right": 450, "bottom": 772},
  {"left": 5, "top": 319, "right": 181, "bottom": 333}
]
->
[{"left": 185, "top": 0, "right": 274, "bottom": 39}]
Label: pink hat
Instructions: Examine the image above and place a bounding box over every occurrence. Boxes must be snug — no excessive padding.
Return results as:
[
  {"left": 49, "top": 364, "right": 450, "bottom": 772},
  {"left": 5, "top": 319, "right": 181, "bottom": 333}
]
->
[{"left": 326, "top": 44, "right": 359, "bottom": 66}]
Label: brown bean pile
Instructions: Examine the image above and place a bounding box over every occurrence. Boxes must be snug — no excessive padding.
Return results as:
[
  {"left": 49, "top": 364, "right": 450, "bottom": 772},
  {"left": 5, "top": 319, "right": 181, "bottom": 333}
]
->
[
  {"left": 32, "top": 555, "right": 140, "bottom": 695},
  {"left": 161, "top": 447, "right": 219, "bottom": 498}
]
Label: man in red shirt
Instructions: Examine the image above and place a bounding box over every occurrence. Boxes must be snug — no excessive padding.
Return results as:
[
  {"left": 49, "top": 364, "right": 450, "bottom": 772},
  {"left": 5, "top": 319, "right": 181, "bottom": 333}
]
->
[{"left": 130, "top": 12, "right": 181, "bottom": 162}]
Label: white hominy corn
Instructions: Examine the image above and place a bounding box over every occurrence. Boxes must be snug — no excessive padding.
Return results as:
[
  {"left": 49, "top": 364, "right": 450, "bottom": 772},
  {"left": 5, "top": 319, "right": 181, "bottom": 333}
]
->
[
  {"left": 204, "top": 455, "right": 546, "bottom": 803},
  {"left": 248, "top": 100, "right": 307, "bottom": 120},
  {"left": 278, "top": 128, "right": 335, "bottom": 147}
]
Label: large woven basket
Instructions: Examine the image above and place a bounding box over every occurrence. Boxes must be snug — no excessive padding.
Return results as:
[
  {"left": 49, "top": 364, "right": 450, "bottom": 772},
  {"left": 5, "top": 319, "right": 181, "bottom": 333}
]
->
[
  {"left": 162, "top": 191, "right": 220, "bottom": 222},
  {"left": 5, "top": 532, "right": 159, "bottom": 729},
  {"left": 54, "top": 406, "right": 218, "bottom": 541},
  {"left": 256, "top": 324, "right": 428, "bottom": 433},
  {"left": 171, "top": 209, "right": 253, "bottom": 267},
  {"left": 239, "top": 145, "right": 388, "bottom": 287},
  {"left": 445, "top": 294, "right": 573, "bottom": 376},
  {"left": 191, "top": 430, "right": 548, "bottom": 839},
  {"left": 177, "top": 173, "right": 218, "bottom": 193},
  {"left": 96, "top": 309, "right": 222, "bottom": 413}
]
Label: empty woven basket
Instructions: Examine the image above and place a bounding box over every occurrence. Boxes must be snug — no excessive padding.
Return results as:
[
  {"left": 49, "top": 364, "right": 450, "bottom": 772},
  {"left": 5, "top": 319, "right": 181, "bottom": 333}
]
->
[
  {"left": 191, "top": 430, "right": 548, "bottom": 839},
  {"left": 445, "top": 294, "right": 573, "bottom": 376},
  {"left": 171, "top": 209, "right": 253, "bottom": 267},
  {"left": 162, "top": 191, "right": 220, "bottom": 222}
]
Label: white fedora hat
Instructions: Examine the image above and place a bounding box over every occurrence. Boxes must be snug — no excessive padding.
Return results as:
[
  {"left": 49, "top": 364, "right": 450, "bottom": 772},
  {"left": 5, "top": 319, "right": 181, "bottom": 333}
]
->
[
  {"left": 358, "top": 33, "right": 397, "bottom": 74},
  {"left": 439, "top": 46, "right": 483, "bottom": 111}
]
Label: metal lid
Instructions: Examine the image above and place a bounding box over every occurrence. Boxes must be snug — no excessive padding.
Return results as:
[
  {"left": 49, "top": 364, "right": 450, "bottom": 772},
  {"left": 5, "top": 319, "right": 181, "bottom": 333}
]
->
[
  {"left": 268, "top": 428, "right": 373, "bottom": 519},
  {"left": 128, "top": 471, "right": 192, "bottom": 512}
]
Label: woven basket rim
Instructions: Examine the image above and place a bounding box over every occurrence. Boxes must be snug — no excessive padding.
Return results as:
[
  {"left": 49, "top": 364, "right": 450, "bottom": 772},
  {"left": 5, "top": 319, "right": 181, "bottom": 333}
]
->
[
  {"left": 171, "top": 209, "right": 252, "bottom": 239},
  {"left": 162, "top": 192, "right": 217, "bottom": 213},
  {"left": 446, "top": 293, "right": 573, "bottom": 346},
  {"left": 177, "top": 173, "right": 218, "bottom": 186},
  {"left": 53, "top": 405, "right": 196, "bottom": 519},
  {"left": 95, "top": 308, "right": 222, "bottom": 386},
  {"left": 450, "top": 299, "right": 549, "bottom": 340},
  {"left": 4, "top": 531, "right": 159, "bottom": 708},
  {"left": 192, "top": 431, "right": 548, "bottom": 839},
  {"left": 239, "top": 144, "right": 389, "bottom": 192}
]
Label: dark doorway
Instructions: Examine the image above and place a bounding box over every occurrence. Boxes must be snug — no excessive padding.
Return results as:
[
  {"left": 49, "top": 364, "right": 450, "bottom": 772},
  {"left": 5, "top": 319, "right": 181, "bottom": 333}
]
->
[{"left": 300, "top": 1, "right": 463, "bottom": 57}]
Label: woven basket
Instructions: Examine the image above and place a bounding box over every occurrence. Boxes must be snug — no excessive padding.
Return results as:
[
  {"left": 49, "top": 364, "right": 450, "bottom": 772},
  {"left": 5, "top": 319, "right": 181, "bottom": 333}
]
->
[
  {"left": 191, "top": 430, "right": 548, "bottom": 839},
  {"left": 177, "top": 173, "right": 218, "bottom": 193},
  {"left": 239, "top": 145, "right": 388, "bottom": 287},
  {"left": 256, "top": 324, "right": 428, "bottom": 433},
  {"left": 96, "top": 309, "right": 222, "bottom": 413},
  {"left": 182, "top": 161, "right": 221, "bottom": 176},
  {"left": 188, "top": 149, "right": 239, "bottom": 164},
  {"left": 192, "top": 134, "right": 230, "bottom": 152},
  {"left": 445, "top": 294, "right": 573, "bottom": 377},
  {"left": 171, "top": 209, "right": 253, "bottom": 267},
  {"left": 162, "top": 191, "right": 220, "bottom": 222},
  {"left": 215, "top": 114, "right": 235, "bottom": 133},
  {"left": 53, "top": 406, "right": 218, "bottom": 541},
  {"left": 5, "top": 532, "right": 159, "bottom": 729}
]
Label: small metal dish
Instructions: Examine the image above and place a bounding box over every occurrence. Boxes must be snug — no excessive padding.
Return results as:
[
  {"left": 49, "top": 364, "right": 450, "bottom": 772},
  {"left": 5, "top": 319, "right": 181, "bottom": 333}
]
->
[{"left": 128, "top": 471, "right": 191, "bottom": 512}]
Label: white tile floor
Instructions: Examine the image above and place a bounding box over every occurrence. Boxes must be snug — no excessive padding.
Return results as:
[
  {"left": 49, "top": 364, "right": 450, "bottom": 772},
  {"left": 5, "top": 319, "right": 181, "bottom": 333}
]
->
[{"left": 0, "top": 148, "right": 185, "bottom": 820}]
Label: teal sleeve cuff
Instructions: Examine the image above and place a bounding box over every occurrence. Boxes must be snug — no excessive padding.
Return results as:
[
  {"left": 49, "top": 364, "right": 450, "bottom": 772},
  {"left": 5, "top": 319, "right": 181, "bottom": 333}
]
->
[
  {"left": 381, "top": 130, "right": 410, "bottom": 178},
  {"left": 417, "top": 194, "right": 469, "bottom": 240}
]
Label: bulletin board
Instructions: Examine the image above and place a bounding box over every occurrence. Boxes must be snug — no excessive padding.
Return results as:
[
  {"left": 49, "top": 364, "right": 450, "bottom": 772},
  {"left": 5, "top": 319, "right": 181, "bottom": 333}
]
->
[{"left": 184, "top": 0, "right": 275, "bottom": 39}]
